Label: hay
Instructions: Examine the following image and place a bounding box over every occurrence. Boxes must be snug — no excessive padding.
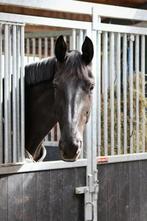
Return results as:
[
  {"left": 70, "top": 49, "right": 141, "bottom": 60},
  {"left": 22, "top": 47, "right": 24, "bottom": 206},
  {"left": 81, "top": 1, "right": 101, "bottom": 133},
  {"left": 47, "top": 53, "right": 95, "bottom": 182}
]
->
[{"left": 101, "top": 73, "right": 147, "bottom": 155}]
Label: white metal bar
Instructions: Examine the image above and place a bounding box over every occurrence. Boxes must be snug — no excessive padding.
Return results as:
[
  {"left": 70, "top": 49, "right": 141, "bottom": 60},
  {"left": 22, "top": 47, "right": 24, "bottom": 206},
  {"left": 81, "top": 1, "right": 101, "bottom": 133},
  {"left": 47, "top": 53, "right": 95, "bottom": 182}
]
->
[
  {"left": 129, "top": 35, "right": 134, "bottom": 153},
  {"left": 141, "top": 35, "right": 145, "bottom": 152},
  {"left": 12, "top": 25, "right": 17, "bottom": 163},
  {"left": 71, "top": 29, "right": 76, "bottom": 50},
  {"left": 110, "top": 32, "right": 114, "bottom": 155},
  {"left": 4, "top": 24, "right": 9, "bottom": 163},
  {"left": 135, "top": 35, "right": 139, "bottom": 153},
  {"left": 38, "top": 37, "right": 42, "bottom": 59},
  {"left": 0, "top": 13, "right": 91, "bottom": 30},
  {"left": 0, "top": 159, "right": 87, "bottom": 175},
  {"left": 50, "top": 37, "right": 54, "bottom": 56},
  {"left": 95, "top": 23, "right": 147, "bottom": 36},
  {"left": 0, "top": 24, "right": 3, "bottom": 163},
  {"left": 20, "top": 25, "right": 25, "bottom": 162},
  {"left": 97, "top": 153, "right": 147, "bottom": 165},
  {"left": 16, "top": 26, "right": 21, "bottom": 161},
  {"left": 26, "top": 38, "right": 30, "bottom": 63},
  {"left": 102, "top": 32, "right": 108, "bottom": 155},
  {"left": 97, "top": 30, "right": 101, "bottom": 157},
  {"left": 116, "top": 33, "right": 121, "bottom": 155},
  {"left": 44, "top": 37, "right": 48, "bottom": 57},
  {"left": 93, "top": 5, "right": 147, "bottom": 21},
  {"left": 123, "top": 34, "right": 127, "bottom": 154},
  {"left": 32, "top": 38, "right": 36, "bottom": 61},
  {"left": 2, "top": 0, "right": 147, "bottom": 22}
]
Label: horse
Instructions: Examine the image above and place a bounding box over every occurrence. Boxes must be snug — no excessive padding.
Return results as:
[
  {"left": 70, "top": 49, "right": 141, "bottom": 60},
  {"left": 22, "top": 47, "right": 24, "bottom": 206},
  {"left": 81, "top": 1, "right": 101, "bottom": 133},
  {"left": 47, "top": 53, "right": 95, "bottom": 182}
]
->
[{"left": 25, "top": 35, "right": 94, "bottom": 162}]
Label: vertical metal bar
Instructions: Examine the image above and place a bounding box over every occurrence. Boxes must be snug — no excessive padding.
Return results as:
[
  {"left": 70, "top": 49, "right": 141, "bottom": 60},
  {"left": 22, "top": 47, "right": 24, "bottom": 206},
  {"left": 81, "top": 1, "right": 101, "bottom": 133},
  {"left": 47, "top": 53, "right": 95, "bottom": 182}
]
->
[
  {"left": 79, "top": 30, "right": 84, "bottom": 52},
  {"left": 97, "top": 30, "right": 101, "bottom": 156},
  {"left": 38, "top": 38, "right": 42, "bottom": 59},
  {"left": 71, "top": 29, "right": 76, "bottom": 50},
  {"left": 44, "top": 37, "right": 48, "bottom": 57},
  {"left": 141, "top": 35, "right": 145, "bottom": 152},
  {"left": 129, "top": 35, "right": 134, "bottom": 153},
  {"left": 50, "top": 37, "right": 54, "bottom": 56},
  {"left": 4, "top": 24, "right": 9, "bottom": 163},
  {"left": 26, "top": 38, "right": 30, "bottom": 64},
  {"left": 32, "top": 38, "right": 36, "bottom": 61},
  {"left": 110, "top": 32, "right": 114, "bottom": 155},
  {"left": 20, "top": 25, "right": 25, "bottom": 162},
  {"left": 16, "top": 26, "right": 20, "bottom": 161},
  {"left": 12, "top": 25, "right": 17, "bottom": 163},
  {"left": 123, "top": 34, "right": 127, "bottom": 154},
  {"left": 0, "top": 24, "right": 3, "bottom": 163},
  {"left": 135, "top": 35, "right": 139, "bottom": 153},
  {"left": 116, "top": 33, "right": 121, "bottom": 154},
  {"left": 103, "top": 32, "right": 108, "bottom": 155}
]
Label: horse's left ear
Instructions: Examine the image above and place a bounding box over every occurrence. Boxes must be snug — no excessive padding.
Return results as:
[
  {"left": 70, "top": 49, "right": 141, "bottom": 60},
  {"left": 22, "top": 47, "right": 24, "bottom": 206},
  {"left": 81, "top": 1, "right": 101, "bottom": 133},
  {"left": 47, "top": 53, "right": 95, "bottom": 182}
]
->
[
  {"left": 81, "top": 36, "right": 94, "bottom": 65},
  {"left": 55, "top": 35, "right": 67, "bottom": 62}
]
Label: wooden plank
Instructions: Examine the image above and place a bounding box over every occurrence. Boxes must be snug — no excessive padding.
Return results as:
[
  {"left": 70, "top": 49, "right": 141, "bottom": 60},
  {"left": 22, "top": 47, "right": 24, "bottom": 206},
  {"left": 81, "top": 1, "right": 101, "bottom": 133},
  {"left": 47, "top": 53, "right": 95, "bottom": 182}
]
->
[
  {"left": 36, "top": 171, "right": 50, "bottom": 221},
  {"left": 8, "top": 174, "right": 23, "bottom": 221},
  {"left": 23, "top": 173, "right": 37, "bottom": 221},
  {"left": 49, "top": 170, "right": 63, "bottom": 221},
  {"left": 62, "top": 168, "right": 84, "bottom": 221},
  {"left": 0, "top": 175, "right": 8, "bottom": 220},
  {"left": 97, "top": 165, "right": 108, "bottom": 221},
  {"left": 107, "top": 164, "right": 119, "bottom": 221},
  {"left": 129, "top": 161, "right": 140, "bottom": 221},
  {"left": 139, "top": 160, "right": 147, "bottom": 221}
]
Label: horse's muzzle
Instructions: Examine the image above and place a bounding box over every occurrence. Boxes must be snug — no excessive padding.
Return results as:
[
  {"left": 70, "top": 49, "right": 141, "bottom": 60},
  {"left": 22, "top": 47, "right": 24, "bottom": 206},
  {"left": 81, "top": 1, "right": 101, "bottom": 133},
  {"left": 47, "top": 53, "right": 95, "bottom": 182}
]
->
[{"left": 59, "top": 139, "right": 82, "bottom": 161}]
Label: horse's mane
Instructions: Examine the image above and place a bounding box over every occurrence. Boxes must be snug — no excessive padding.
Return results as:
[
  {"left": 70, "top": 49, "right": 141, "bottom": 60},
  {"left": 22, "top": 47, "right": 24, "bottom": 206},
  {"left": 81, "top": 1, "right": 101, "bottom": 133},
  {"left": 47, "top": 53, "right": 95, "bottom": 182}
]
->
[{"left": 25, "top": 57, "right": 56, "bottom": 85}]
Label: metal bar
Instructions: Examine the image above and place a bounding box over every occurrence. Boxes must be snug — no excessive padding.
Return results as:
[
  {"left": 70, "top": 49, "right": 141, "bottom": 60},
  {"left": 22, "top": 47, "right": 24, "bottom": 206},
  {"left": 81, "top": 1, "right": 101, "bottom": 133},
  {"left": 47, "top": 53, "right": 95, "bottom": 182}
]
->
[
  {"left": 102, "top": 32, "right": 108, "bottom": 155},
  {"left": 44, "top": 37, "right": 48, "bottom": 57},
  {"left": 123, "top": 34, "right": 127, "bottom": 154},
  {"left": 38, "top": 37, "right": 42, "bottom": 59},
  {"left": 94, "top": 23, "right": 147, "bottom": 35},
  {"left": 135, "top": 35, "right": 139, "bottom": 153},
  {"left": 141, "top": 35, "right": 145, "bottom": 152},
  {"left": 12, "top": 25, "right": 17, "bottom": 163},
  {"left": 129, "top": 35, "right": 134, "bottom": 153},
  {"left": 16, "top": 26, "right": 21, "bottom": 161},
  {"left": 97, "top": 152, "right": 147, "bottom": 165},
  {"left": 97, "top": 30, "right": 101, "bottom": 157},
  {"left": 26, "top": 38, "right": 30, "bottom": 63},
  {"left": 0, "top": 24, "right": 3, "bottom": 163},
  {"left": 32, "top": 38, "right": 36, "bottom": 61},
  {"left": 0, "top": 158, "right": 87, "bottom": 175},
  {"left": 20, "top": 25, "right": 25, "bottom": 162},
  {"left": 71, "top": 29, "right": 76, "bottom": 50},
  {"left": 50, "top": 37, "right": 54, "bottom": 56},
  {"left": 4, "top": 24, "right": 9, "bottom": 163},
  {"left": 110, "top": 32, "right": 114, "bottom": 155},
  {"left": 116, "top": 33, "right": 121, "bottom": 154}
]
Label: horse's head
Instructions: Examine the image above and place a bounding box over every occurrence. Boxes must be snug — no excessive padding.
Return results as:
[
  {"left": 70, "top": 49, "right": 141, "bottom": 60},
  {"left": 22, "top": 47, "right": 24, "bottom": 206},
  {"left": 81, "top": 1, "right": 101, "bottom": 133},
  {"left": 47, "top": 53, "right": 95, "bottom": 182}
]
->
[{"left": 54, "top": 35, "right": 94, "bottom": 161}]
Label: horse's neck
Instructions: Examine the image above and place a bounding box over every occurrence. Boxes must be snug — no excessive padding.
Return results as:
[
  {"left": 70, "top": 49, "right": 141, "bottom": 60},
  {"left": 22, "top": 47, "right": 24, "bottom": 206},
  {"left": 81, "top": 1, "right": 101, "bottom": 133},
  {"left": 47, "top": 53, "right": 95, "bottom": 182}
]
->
[{"left": 25, "top": 81, "right": 57, "bottom": 157}]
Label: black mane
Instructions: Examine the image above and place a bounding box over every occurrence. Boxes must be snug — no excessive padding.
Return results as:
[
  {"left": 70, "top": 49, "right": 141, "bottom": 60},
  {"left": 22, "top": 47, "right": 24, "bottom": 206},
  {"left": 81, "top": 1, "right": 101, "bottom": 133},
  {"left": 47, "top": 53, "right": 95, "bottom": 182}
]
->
[{"left": 25, "top": 57, "right": 56, "bottom": 85}]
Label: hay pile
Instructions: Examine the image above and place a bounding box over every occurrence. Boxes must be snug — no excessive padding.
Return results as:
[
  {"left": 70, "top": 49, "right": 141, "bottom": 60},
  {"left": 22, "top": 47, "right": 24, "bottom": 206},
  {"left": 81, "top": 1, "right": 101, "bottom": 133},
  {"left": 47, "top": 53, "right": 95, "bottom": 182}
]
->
[{"left": 101, "top": 73, "right": 147, "bottom": 155}]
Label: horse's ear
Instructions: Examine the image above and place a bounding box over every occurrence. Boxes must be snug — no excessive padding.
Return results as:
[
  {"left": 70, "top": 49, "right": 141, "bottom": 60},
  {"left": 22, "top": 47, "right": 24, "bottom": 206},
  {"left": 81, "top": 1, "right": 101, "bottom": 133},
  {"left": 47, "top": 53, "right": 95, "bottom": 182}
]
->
[
  {"left": 81, "top": 36, "right": 94, "bottom": 65},
  {"left": 55, "top": 35, "right": 67, "bottom": 62}
]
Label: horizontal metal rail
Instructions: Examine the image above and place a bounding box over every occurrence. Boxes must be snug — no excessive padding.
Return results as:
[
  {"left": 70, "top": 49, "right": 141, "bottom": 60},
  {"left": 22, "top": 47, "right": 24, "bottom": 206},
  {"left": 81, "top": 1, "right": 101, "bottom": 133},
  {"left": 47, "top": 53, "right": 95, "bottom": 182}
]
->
[{"left": 0, "top": 159, "right": 87, "bottom": 175}]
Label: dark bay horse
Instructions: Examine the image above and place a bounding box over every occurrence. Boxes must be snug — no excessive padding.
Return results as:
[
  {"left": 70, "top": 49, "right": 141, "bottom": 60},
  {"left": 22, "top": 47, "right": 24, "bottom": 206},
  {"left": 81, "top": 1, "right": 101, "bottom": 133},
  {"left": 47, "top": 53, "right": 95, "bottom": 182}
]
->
[{"left": 25, "top": 35, "right": 94, "bottom": 162}]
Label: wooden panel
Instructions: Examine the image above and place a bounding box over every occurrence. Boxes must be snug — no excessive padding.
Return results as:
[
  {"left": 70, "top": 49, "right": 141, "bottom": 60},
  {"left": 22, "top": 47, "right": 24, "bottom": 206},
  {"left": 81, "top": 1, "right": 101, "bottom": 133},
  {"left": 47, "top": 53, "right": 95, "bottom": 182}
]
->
[
  {"left": 8, "top": 174, "right": 23, "bottom": 221},
  {"left": 0, "top": 176, "right": 8, "bottom": 221},
  {"left": 98, "top": 160, "right": 147, "bottom": 221},
  {"left": 23, "top": 173, "right": 37, "bottom": 221},
  {"left": 140, "top": 161, "right": 147, "bottom": 221}
]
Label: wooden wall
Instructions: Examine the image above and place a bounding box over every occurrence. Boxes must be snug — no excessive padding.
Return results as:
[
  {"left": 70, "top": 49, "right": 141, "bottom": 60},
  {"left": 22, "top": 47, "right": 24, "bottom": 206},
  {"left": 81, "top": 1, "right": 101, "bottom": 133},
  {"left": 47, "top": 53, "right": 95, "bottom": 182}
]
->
[
  {"left": 98, "top": 160, "right": 147, "bottom": 221},
  {"left": 0, "top": 167, "right": 85, "bottom": 221}
]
